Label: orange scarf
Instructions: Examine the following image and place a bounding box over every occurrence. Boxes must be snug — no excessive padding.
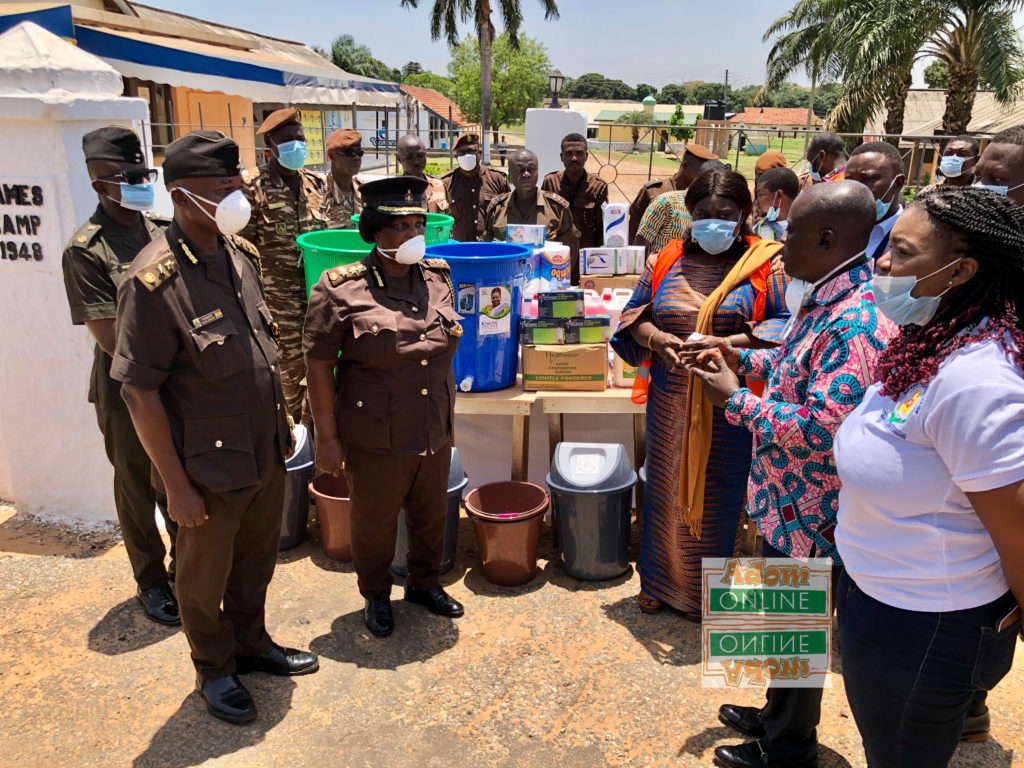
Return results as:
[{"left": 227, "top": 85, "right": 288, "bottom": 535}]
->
[{"left": 678, "top": 237, "right": 782, "bottom": 537}]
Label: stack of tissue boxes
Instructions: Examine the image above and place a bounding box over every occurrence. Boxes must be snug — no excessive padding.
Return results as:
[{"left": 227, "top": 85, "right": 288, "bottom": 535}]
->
[{"left": 580, "top": 246, "right": 646, "bottom": 276}]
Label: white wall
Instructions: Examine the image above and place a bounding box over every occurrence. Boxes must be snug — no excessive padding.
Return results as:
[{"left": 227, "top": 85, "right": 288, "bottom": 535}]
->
[
  {"left": 525, "top": 108, "right": 589, "bottom": 181},
  {"left": 0, "top": 94, "right": 149, "bottom": 520}
]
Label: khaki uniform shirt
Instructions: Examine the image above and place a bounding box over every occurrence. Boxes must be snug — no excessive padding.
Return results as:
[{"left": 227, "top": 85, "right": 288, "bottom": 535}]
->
[
  {"left": 322, "top": 172, "right": 363, "bottom": 230},
  {"left": 111, "top": 221, "right": 292, "bottom": 492},
  {"left": 442, "top": 166, "right": 510, "bottom": 241},
  {"left": 423, "top": 174, "right": 450, "bottom": 214},
  {"left": 240, "top": 163, "right": 326, "bottom": 323},
  {"left": 62, "top": 205, "right": 169, "bottom": 411},
  {"left": 628, "top": 178, "right": 676, "bottom": 244},
  {"left": 541, "top": 170, "right": 609, "bottom": 251},
  {"left": 482, "top": 189, "right": 579, "bottom": 249},
  {"left": 303, "top": 251, "right": 461, "bottom": 456}
]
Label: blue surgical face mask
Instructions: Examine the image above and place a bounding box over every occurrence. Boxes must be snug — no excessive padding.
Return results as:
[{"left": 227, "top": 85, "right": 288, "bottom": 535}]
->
[
  {"left": 973, "top": 180, "right": 1024, "bottom": 196},
  {"left": 764, "top": 193, "right": 782, "bottom": 222},
  {"left": 808, "top": 151, "right": 824, "bottom": 182},
  {"left": 116, "top": 181, "right": 155, "bottom": 211},
  {"left": 691, "top": 218, "right": 739, "bottom": 255},
  {"left": 274, "top": 140, "right": 307, "bottom": 171},
  {"left": 939, "top": 155, "right": 969, "bottom": 178},
  {"left": 874, "top": 177, "right": 900, "bottom": 221},
  {"left": 870, "top": 258, "right": 962, "bottom": 326}
]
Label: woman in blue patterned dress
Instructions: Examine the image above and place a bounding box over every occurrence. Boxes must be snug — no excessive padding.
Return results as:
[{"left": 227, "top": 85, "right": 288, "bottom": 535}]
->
[{"left": 611, "top": 171, "right": 789, "bottom": 617}]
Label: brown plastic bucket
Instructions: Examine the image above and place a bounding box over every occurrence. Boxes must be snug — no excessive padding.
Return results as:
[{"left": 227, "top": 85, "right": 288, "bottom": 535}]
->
[
  {"left": 309, "top": 474, "right": 352, "bottom": 561},
  {"left": 465, "top": 481, "right": 549, "bottom": 587}
]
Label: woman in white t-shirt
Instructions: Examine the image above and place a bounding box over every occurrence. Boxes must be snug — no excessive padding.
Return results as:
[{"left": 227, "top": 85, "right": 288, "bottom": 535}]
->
[{"left": 834, "top": 185, "right": 1024, "bottom": 768}]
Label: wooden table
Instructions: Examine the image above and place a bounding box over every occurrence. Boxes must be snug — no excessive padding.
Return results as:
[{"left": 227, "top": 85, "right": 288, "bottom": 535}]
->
[{"left": 454, "top": 385, "right": 536, "bottom": 481}]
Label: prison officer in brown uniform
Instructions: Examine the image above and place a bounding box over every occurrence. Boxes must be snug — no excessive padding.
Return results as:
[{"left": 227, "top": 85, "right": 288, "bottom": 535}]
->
[
  {"left": 483, "top": 148, "right": 579, "bottom": 250},
  {"left": 304, "top": 176, "right": 465, "bottom": 638},
  {"left": 442, "top": 132, "right": 510, "bottom": 241},
  {"left": 541, "top": 132, "right": 609, "bottom": 283},
  {"left": 626, "top": 143, "right": 718, "bottom": 243},
  {"left": 61, "top": 126, "right": 179, "bottom": 625},
  {"left": 112, "top": 131, "right": 318, "bottom": 725},
  {"left": 396, "top": 133, "right": 450, "bottom": 214}
]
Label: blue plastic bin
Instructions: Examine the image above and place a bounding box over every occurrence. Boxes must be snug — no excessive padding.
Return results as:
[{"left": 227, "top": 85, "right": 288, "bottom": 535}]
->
[{"left": 425, "top": 242, "right": 532, "bottom": 392}]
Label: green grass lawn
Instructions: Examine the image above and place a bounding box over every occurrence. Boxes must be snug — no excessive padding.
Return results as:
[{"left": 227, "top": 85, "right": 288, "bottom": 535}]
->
[{"left": 604, "top": 136, "right": 810, "bottom": 179}]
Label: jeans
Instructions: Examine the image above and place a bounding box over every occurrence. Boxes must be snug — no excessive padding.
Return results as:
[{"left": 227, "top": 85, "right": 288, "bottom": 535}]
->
[
  {"left": 837, "top": 571, "right": 1019, "bottom": 768},
  {"left": 750, "top": 541, "right": 842, "bottom": 762}
]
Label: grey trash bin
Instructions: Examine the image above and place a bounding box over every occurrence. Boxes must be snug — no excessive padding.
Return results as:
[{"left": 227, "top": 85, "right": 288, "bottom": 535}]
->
[
  {"left": 280, "top": 424, "right": 314, "bottom": 550},
  {"left": 391, "top": 446, "right": 469, "bottom": 577},
  {"left": 546, "top": 442, "right": 636, "bottom": 580}
]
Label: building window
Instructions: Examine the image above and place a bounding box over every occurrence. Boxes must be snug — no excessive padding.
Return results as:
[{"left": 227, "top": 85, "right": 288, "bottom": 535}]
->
[{"left": 123, "top": 77, "right": 175, "bottom": 156}]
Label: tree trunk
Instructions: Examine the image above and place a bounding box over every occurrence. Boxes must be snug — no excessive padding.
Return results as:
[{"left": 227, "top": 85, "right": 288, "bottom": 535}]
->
[
  {"left": 943, "top": 58, "right": 980, "bottom": 135},
  {"left": 883, "top": 65, "right": 914, "bottom": 147},
  {"left": 477, "top": 6, "right": 493, "bottom": 165}
]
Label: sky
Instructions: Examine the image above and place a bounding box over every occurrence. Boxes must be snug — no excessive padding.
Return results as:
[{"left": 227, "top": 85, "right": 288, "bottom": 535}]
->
[{"left": 156, "top": 0, "right": 1024, "bottom": 90}]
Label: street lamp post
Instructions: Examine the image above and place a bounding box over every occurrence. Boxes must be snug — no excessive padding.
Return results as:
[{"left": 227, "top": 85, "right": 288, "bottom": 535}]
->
[{"left": 548, "top": 69, "right": 564, "bottom": 109}]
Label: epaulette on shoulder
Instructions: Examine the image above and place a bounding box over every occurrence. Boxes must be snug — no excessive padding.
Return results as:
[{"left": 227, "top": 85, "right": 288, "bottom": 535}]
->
[
  {"left": 326, "top": 263, "right": 367, "bottom": 285},
  {"left": 72, "top": 219, "right": 103, "bottom": 246},
  {"left": 228, "top": 234, "right": 260, "bottom": 259},
  {"left": 422, "top": 257, "right": 450, "bottom": 272},
  {"left": 492, "top": 190, "right": 513, "bottom": 205},
  {"left": 644, "top": 178, "right": 664, "bottom": 189},
  {"left": 136, "top": 256, "right": 179, "bottom": 291},
  {"left": 146, "top": 212, "right": 172, "bottom": 224},
  {"left": 545, "top": 191, "right": 570, "bottom": 208}
]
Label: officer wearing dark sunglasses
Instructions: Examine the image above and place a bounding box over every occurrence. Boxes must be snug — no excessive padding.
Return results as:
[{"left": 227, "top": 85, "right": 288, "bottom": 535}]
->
[
  {"left": 61, "top": 126, "right": 179, "bottom": 626},
  {"left": 322, "top": 128, "right": 364, "bottom": 229}
]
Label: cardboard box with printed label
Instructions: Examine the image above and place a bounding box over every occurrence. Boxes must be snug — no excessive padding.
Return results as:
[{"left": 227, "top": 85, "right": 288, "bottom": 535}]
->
[
  {"left": 522, "top": 344, "right": 609, "bottom": 391},
  {"left": 581, "top": 247, "right": 615, "bottom": 275},
  {"left": 580, "top": 274, "right": 641, "bottom": 294},
  {"left": 615, "top": 245, "right": 646, "bottom": 275},
  {"left": 537, "top": 290, "right": 585, "bottom": 319},
  {"left": 520, "top": 317, "right": 565, "bottom": 345},
  {"left": 563, "top": 315, "right": 611, "bottom": 344}
]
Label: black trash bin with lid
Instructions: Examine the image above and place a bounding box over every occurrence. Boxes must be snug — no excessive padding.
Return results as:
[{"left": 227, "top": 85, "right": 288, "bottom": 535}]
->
[
  {"left": 280, "top": 424, "right": 314, "bottom": 550},
  {"left": 392, "top": 446, "right": 469, "bottom": 577},
  {"left": 546, "top": 442, "right": 636, "bottom": 580}
]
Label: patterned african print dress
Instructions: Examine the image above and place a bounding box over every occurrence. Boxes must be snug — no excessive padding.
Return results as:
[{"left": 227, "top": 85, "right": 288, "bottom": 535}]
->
[{"left": 611, "top": 246, "right": 789, "bottom": 613}]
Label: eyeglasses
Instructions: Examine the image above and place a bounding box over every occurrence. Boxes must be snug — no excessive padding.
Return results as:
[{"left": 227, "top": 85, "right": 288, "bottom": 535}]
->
[
  {"left": 335, "top": 149, "right": 364, "bottom": 158},
  {"left": 456, "top": 147, "right": 479, "bottom": 156},
  {"left": 99, "top": 169, "right": 159, "bottom": 185}
]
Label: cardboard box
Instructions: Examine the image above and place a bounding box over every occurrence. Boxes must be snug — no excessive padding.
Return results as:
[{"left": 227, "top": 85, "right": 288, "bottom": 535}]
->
[
  {"left": 563, "top": 315, "right": 611, "bottom": 344},
  {"left": 520, "top": 317, "right": 565, "bottom": 345},
  {"left": 580, "top": 274, "right": 641, "bottom": 293},
  {"left": 522, "top": 344, "right": 609, "bottom": 391},
  {"left": 506, "top": 224, "right": 546, "bottom": 247},
  {"left": 538, "top": 290, "right": 584, "bottom": 319},
  {"left": 615, "top": 245, "right": 646, "bottom": 275},
  {"left": 581, "top": 247, "right": 615, "bottom": 275}
]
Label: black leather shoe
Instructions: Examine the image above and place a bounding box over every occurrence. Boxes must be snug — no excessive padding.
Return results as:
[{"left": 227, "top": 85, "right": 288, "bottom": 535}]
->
[
  {"left": 718, "top": 703, "right": 766, "bottom": 738},
  {"left": 962, "top": 704, "right": 990, "bottom": 742},
  {"left": 236, "top": 644, "right": 319, "bottom": 676},
  {"left": 404, "top": 585, "right": 465, "bottom": 617},
  {"left": 197, "top": 674, "right": 256, "bottom": 724},
  {"left": 364, "top": 596, "right": 394, "bottom": 637},
  {"left": 714, "top": 741, "right": 817, "bottom": 768},
  {"left": 136, "top": 584, "right": 180, "bottom": 626}
]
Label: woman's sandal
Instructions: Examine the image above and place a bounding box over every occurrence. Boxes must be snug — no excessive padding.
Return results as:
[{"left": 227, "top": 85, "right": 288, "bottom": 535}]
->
[{"left": 637, "top": 593, "right": 664, "bottom": 614}]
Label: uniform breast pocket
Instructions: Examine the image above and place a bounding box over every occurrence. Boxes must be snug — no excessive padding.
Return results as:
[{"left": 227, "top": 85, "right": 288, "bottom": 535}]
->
[
  {"left": 189, "top": 318, "right": 246, "bottom": 380},
  {"left": 582, "top": 201, "right": 597, "bottom": 229},
  {"left": 349, "top": 312, "right": 399, "bottom": 363},
  {"left": 436, "top": 305, "right": 463, "bottom": 343},
  {"left": 183, "top": 415, "right": 259, "bottom": 493}
]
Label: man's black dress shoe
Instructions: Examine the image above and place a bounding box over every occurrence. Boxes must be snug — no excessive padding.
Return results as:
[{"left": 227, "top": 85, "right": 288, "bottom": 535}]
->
[
  {"left": 714, "top": 741, "right": 818, "bottom": 768},
  {"left": 236, "top": 644, "right": 319, "bottom": 676},
  {"left": 137, "top": 584, "right": 180, "bottom": 626},
  {"left": 404, "top": 585, "right": 464, "bottom": 617},
  {"left": 197, "top": 674, "right": 256, "bottom": 724},
  {"left": 718, "top": 703, "right": 766, "bottom": 738},
  {"left": 364, "top": 596, "right": 394, "bottom": 637}
]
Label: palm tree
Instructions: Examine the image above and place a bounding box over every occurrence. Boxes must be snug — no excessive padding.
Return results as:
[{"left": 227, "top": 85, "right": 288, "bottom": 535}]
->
[
  {"left": 400, "top": 0, "right": 560, "bottom": 163},
  {"left": 616, "top": 111, "right": 656, "bottom": 149}
]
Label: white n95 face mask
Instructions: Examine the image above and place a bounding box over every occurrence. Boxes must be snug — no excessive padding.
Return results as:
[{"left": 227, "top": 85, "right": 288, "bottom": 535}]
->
[
  {"left": 181, "top": 188, "right": 251, "bottom": 236},
  {"left": 457, "top": 153, "right": 478, "bottom": 172},
  {"left": 379, "top": 234, "right": 426, "bottom": 265}
]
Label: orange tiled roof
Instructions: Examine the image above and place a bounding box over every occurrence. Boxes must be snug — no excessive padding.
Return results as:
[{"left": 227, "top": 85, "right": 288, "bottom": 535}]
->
[
  {"left": 400, "top": 85, "right": 470, "bottom": 127},
  {"left": 729, "top": 107, "right": 823, "bottom": 126}
]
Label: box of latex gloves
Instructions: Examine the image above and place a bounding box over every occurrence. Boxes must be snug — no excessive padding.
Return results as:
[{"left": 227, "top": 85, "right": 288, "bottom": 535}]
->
[{"left": 581, "top": 246, "right": 646, "bottom": 275}]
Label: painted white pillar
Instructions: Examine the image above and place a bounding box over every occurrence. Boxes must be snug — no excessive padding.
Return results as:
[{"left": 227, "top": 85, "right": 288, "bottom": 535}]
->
[
  {"left": 525, "top": 108, "right": 588, "bottom": 181},
  {"left": 0, "top": 22, "right": 150, "bottom": 521}
]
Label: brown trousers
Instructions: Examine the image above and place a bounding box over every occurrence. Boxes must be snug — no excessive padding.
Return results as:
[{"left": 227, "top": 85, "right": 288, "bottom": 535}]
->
[
  {"left": 175, "top": 467, "right": 285, "bottom": 681},
  {"left": 345, "top": 445, "right": 452, "bottom": 599},
  {"left": 96, "top": 405, "right": 176, "bottom": 590}
]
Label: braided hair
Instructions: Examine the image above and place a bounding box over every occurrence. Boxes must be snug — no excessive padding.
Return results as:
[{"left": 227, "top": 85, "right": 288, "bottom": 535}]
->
[{"left": 878, "top": 185, "right": 1024, "bottom": 398}]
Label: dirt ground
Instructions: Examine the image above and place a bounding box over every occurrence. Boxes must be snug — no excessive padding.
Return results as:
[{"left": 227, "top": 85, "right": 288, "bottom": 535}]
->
[{"left": 0, "top": 501, "right": 1021, "bottom": 768}]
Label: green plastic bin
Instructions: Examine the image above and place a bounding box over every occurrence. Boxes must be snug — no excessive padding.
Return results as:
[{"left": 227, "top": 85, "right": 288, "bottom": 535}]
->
[
  {"left": 297, "top": 229, "right": 373, "bottom": 299},
  {"left": 351, "top": 212, "right": 455, "bottom": 245}
]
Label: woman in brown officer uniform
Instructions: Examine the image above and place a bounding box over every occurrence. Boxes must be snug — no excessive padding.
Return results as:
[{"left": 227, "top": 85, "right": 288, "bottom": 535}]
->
[{"left": 304, "top": 176, "right": 465, "bottom": 637}]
